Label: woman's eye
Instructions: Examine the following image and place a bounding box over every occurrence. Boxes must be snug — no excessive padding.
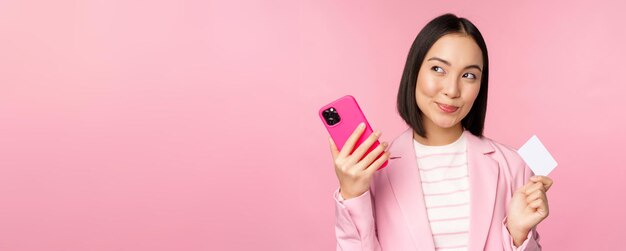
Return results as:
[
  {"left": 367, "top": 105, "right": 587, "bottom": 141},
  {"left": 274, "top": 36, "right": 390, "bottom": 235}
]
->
[
  {"left": 463, "top": 73, "right": 476, "bottom": 79},
  {"left": 431, "top": 66, "right": 444, "bottom": 73}
]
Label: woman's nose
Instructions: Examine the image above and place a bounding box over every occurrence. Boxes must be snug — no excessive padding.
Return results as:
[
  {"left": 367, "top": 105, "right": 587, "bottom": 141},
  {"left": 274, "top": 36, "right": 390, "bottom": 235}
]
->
[{"left": 442, "top": 77, "right": 461, "bottom": 98}]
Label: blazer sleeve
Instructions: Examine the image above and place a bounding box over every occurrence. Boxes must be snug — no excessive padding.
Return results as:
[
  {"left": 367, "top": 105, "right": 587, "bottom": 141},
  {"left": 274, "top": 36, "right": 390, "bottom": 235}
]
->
[
  {"left": 334, "top": 187, "right": 382, "bottom": 251},
  {"left": 500, "top": 163, "right": 543, "bottom": 251}
]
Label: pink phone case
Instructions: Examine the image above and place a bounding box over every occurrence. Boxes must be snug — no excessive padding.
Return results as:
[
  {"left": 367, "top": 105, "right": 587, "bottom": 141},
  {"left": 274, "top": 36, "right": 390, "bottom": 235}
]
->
[{"left": 319, "top": 95, "right": 388, "bottom": 170}]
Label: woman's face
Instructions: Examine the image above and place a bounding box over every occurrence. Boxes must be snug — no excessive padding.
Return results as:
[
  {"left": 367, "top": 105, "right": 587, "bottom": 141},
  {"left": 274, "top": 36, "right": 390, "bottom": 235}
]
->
[{"left": 415, "top": 33, "right": 484, "bottom": 131}]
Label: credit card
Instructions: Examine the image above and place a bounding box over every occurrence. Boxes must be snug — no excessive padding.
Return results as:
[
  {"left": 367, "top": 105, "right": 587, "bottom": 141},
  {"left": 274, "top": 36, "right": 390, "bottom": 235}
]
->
[{"left": 517, "top": 135, "right": 557, "bottom": 176}]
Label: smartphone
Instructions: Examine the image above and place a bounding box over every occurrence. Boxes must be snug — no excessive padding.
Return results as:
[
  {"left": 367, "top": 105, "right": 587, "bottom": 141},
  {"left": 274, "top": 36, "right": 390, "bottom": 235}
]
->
[{"left": 319, "top": 95, "right": 388, "bottom": 170}]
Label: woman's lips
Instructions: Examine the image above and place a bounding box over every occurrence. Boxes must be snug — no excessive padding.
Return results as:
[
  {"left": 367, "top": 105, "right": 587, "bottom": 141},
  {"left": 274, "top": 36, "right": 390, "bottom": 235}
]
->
[{"left": 436, "top": 102, "right": 459, "bottom": 113}]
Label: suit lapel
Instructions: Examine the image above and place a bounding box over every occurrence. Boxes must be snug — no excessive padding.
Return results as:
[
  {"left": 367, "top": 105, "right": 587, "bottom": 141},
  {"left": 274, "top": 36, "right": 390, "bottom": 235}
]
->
[
  {"left": 464, "top": 130, "right": 499, "bottom": 251},
  {"left": 386, "top": 128, "right": 436, "bottom": 251},
  {"left": 385, "top": 129, "right": 499, "bottom": 251}
]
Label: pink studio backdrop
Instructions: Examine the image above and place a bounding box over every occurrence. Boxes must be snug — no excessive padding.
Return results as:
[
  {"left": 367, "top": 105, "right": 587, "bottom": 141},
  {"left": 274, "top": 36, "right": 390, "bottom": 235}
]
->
[{"left": 1, "top": 0, "right": 624, "bottom": 250}]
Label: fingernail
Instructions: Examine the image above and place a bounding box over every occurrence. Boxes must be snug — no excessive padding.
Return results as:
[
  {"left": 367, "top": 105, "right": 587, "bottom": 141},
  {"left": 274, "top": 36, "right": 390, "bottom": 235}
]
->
[{"left": 359, "top": 122, "right": 365, "bottom": 129}]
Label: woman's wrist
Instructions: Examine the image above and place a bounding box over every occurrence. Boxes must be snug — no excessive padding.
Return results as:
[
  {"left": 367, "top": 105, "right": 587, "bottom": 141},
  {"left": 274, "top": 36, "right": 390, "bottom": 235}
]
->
[
  {"left": 506, "top": 223, "right": 530, "bottom": 247},
  {"left": 339, "top": 187, "right": 362, "bottom": 200}
]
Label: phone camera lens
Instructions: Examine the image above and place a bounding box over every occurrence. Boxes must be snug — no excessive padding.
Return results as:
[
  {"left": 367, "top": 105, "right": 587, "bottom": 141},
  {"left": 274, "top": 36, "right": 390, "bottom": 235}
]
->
[{"left": 323, "top": 107, "right": 341, "bottom": 126}]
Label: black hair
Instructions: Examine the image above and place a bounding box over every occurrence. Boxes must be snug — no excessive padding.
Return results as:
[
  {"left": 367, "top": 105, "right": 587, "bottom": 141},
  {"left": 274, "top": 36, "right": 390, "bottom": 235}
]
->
[{"left": 397, "top": 13, "right": 489, "bottom": 138}]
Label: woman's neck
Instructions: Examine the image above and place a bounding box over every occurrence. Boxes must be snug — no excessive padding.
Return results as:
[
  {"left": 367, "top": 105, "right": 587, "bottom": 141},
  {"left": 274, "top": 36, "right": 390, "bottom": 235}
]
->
[{"left": 413, "top": 123, "right": 464, "bottom": 146}]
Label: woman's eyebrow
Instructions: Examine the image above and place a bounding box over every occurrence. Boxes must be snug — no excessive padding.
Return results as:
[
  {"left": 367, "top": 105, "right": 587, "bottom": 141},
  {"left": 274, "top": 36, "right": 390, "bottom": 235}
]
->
[{"left": 427, "top": 57, "right": 482, "bottom": 72}]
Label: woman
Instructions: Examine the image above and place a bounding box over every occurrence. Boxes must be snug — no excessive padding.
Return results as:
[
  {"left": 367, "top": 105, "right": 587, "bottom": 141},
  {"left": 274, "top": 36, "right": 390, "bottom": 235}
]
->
[{"left": 329, "top": 13, "right": 553, "bottom": 251}]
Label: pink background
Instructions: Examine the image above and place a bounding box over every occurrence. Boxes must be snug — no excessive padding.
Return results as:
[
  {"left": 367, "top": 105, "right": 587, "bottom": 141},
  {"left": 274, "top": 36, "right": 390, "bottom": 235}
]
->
[{"left": 1, "top": 0, "right": 624, "bottom": 250}]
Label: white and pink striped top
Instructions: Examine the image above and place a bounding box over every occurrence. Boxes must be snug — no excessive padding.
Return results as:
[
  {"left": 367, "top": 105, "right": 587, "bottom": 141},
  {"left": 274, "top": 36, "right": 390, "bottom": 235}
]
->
[{"left": 414, "top": 132, "right": 469, "bottom": 251}]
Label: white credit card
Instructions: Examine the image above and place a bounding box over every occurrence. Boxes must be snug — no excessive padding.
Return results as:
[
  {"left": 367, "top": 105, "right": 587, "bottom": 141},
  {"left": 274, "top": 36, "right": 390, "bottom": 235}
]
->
[{"left": 517, "top": 135, "right": 557, "bottom": 176}]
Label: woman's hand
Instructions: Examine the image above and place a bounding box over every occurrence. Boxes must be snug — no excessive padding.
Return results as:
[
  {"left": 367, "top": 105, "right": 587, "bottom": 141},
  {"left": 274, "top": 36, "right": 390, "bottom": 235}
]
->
[
  {"left": 329, "top": 123, "right": 390, "bottom": 200},
  {"left": 506, "top": 175, "right": 553, "bottom": 246}
]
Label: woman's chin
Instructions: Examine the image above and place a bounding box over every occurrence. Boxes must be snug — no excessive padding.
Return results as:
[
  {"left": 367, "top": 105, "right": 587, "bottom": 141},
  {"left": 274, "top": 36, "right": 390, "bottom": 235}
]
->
[
  {"left": 433, "top": 119, "right": 458, "bottom": 129},
  {"left": 423, "top": 111, "right": 460, "bottom": 130}
]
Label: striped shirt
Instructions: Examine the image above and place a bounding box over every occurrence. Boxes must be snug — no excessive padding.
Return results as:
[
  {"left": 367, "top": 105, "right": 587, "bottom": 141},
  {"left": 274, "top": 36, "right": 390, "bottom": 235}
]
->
[{"left": 414, "top": 132, "right": 469, "bottom": 251}]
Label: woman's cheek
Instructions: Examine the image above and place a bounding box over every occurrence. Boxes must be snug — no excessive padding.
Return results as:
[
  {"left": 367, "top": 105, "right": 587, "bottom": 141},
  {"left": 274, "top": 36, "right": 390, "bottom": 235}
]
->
[
  {"left": 418, "top": 76, "right": 440, "bottom": 97},
  {"left": 461, "top": 85, "right": 480, "bottom": 114}
]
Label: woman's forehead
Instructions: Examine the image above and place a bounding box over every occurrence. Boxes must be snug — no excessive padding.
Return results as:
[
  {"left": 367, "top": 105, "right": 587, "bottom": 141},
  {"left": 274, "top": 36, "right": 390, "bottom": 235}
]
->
[{"left": 425, "top": 33, "right": 483, "bottom": 67}]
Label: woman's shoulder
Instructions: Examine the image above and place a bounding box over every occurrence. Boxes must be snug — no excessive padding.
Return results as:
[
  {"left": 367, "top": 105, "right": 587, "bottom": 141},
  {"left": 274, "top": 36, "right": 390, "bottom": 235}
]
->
[
  {"left": 481, "top": 134, "right": 520, "bottom": 156},
  {"left": 387, "top": 128, "right": 526, "bottom": 167},
  {"left": 478, "top": 134, "right": 531, "bottom": 179}
]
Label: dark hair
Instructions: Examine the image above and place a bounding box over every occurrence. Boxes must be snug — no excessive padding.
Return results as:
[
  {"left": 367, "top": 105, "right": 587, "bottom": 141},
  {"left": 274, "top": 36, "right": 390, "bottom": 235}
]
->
[{"left": 397, "top": 13, "right": 489, "bottom": 138}]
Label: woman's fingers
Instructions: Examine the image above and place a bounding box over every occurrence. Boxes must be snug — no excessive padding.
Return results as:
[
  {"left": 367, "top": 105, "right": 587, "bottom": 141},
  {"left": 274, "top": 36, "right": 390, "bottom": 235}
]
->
[
  {"left": 525, "top": 189, "right": 545, "bottom": 204},
  {"left": 528, "top": 197, "right": 549, "bottom": 216},
  {"left": 338, "top": 123, "right": 366, "bottom": 158},
  {"left": 528, "top": 198, "right": 543, "bottom": 209},
  {"left": 357, "top": 141, "right": 388, "bottom": 169},
  {"left": 515, "top": 180, "right": 533, "bottom": 195},
  {"left": 524, "top": 182, "right": 546, "bottom": 195},
  {"left": 523, "top": 178, "right": 550, "bottom": 217},
  {"left": 350, "top": 130, "right": 382, "bottom": 162},
  {"left": 365, "top": 151, "right": 390, "bottom": 175},
  {"left": 530, "top": 175, "right": 553, "bottom": 191}
]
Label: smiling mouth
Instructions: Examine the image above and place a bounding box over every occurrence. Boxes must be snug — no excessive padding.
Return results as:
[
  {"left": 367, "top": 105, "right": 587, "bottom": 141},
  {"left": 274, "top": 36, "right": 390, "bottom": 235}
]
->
[{"left": 436, "top": 102, "right": 459, "bottom": 113}]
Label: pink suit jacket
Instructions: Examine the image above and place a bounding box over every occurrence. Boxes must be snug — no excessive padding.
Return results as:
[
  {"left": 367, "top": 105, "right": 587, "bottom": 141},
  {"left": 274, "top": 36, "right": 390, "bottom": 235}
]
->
[{"left": 334, "top": 128, "right": 542, "bottom": 251}]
